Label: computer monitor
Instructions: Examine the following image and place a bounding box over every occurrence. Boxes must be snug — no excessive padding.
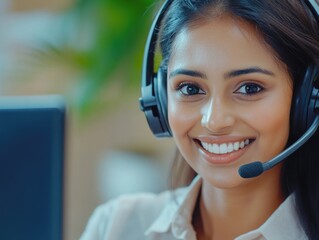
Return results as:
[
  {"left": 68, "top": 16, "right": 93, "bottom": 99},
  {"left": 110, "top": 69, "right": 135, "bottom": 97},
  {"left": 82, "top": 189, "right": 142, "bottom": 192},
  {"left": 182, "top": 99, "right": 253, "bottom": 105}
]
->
[{"left": 0, "top": 95, "right": 65, "bottom": 240}]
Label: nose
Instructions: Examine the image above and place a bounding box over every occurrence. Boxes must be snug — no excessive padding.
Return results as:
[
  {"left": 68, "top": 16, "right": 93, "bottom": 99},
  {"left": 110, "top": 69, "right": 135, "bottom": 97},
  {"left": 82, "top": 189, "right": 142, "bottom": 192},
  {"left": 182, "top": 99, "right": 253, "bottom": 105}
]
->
[{"left": 201, "top": 97, "right": 236, "bottom": 133}]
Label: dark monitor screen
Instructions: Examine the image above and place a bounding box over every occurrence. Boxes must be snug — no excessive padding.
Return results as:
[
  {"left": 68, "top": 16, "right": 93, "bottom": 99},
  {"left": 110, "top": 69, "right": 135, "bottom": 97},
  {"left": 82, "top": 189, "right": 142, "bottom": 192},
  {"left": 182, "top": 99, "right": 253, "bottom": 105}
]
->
[{"left": 0, "top": 95, "right": 65, "bottom": 240}]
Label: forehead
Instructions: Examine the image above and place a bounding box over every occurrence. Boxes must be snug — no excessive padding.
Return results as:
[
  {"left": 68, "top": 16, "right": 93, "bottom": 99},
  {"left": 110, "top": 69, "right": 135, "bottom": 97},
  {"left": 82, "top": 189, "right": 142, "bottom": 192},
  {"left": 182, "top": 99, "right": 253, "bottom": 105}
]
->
[{"left": 169, "top": 15, "right": 287, "bottom": 74}]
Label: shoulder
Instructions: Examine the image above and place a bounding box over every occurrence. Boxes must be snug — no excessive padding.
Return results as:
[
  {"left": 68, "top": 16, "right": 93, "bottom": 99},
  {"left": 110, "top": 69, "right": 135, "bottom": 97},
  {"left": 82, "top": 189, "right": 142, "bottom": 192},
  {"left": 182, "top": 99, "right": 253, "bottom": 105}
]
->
[
  {"left": 80, "top": 189, "right": 182, "bottom": 240},
  {"left": 96, "top": 191, "right": 173, "bottom": 222}
]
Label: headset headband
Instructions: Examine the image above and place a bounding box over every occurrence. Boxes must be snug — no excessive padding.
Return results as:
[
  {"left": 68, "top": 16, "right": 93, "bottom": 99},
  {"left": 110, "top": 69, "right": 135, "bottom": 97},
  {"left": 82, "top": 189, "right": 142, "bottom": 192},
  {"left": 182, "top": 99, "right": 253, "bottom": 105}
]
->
[
  {"left": 141, "top": 0, "right": 172, "bottom": 89},
  {"left": 306, "top": 0, "right": 319, "bottom": 22}
]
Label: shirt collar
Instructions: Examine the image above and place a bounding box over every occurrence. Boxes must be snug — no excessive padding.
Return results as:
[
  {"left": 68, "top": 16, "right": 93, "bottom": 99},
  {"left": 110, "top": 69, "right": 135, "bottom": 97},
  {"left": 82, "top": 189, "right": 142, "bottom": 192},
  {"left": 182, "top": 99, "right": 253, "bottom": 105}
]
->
[
  {"left": 236, "top": 194, "right": 307, "bottom": 240},
  {"left": 145, "top": 177, "right": 307, "bottom": 240},
  {"left": 145, "top": 175, "right": 202, "bottom": 238}
]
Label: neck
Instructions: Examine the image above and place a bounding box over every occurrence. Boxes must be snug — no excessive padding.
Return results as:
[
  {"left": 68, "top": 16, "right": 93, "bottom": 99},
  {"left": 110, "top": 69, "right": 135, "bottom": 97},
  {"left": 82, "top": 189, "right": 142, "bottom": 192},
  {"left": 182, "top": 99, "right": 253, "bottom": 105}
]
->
[{"left": 193, "top": 167, "right": 285, "bottom": 240}]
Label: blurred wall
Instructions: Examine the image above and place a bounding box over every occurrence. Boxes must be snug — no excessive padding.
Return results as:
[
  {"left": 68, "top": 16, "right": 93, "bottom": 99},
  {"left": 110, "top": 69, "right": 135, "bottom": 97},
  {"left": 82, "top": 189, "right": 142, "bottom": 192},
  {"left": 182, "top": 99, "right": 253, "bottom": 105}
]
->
[{"left": 1, "top": 1, "right": 175, "bottom": 240}]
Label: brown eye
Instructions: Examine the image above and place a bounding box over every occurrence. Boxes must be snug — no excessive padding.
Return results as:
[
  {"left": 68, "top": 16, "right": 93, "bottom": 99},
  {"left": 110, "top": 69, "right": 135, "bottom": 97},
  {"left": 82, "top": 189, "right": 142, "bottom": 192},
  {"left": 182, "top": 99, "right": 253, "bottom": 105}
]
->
[
  {"left": 235, "top": 83, "right": 264, "bottom": 95},
  {"left": 178, "top": 83, "right": 205, "bottom": 96}
]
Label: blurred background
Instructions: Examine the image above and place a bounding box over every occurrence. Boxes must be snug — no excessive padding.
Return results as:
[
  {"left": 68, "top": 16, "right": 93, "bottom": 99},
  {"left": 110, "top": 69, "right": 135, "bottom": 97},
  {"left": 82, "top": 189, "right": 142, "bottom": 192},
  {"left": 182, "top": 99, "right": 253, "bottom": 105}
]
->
[{"left": 0, "top": 0, "right": 175, "bottom": 239}]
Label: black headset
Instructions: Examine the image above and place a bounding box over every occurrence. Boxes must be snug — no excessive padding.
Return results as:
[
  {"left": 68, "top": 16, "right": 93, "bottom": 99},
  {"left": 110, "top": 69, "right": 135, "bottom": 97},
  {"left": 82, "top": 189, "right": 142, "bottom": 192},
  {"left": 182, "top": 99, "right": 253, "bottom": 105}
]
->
[{"left": 139, "top": 0, "right": 319, "bottom": 140}]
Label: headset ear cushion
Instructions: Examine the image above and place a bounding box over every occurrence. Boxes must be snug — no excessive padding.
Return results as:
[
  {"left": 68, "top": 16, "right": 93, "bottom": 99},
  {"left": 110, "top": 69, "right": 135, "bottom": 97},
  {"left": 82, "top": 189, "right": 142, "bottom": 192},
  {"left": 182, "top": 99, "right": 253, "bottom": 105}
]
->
[
  {"left": 139, "top": 67, "right": 171, "bottom": 137},
  {"left": 154, "top": 66, "right": 172, "bottom": 136},
  {"left": 291, "top": 65, "right": 319, "bottom": 140}
]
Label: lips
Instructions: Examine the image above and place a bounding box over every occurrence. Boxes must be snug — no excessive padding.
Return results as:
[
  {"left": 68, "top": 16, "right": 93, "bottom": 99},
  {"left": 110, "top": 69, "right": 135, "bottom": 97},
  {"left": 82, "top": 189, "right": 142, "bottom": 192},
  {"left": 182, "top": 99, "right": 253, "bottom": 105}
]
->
[{"left": 194, "top": 137, "right": 255, "bottom": 165}]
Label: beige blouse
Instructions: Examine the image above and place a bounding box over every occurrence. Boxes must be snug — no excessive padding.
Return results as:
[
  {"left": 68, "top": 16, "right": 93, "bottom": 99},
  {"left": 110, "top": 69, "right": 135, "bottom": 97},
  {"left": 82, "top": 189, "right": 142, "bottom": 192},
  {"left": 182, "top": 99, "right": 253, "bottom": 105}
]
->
[{"left": 80, "top": 176, "right": 307, "bottom": 240}]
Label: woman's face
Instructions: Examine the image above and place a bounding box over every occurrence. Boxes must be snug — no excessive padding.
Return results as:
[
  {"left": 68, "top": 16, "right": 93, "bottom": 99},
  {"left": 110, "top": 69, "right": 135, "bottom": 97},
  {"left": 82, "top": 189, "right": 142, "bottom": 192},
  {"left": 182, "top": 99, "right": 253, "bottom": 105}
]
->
[{"left": 167, "top": 16, "right": 293, "bottom": 189}]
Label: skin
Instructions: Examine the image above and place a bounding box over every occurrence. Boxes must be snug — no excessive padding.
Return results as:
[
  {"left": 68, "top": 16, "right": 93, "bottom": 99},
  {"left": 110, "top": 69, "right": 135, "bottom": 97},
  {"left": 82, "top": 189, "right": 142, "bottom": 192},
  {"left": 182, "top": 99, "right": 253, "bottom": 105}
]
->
[{"left": 167, "top": 15, "right": 293, "bottom": 239}]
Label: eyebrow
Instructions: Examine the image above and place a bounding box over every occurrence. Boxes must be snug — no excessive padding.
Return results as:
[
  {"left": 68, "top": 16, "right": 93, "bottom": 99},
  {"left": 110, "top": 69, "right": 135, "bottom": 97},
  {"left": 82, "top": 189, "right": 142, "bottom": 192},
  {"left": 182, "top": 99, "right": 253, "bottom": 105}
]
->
[
  {"left": 224, "top": 67, "right": 275, "bottom": 79},
  {"left": 169, "top": 69, "right": 207, "bottom": 79},
  {"left": 169, "top": 67, "right": 275, "bottom": 80}
]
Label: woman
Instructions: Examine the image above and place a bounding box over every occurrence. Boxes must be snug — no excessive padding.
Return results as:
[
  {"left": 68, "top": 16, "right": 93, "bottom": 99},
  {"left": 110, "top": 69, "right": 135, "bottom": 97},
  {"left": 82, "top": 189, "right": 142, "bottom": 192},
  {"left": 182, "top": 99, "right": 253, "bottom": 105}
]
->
[{"left": 80, "top": 0, "right": 319, "bottom": 239}]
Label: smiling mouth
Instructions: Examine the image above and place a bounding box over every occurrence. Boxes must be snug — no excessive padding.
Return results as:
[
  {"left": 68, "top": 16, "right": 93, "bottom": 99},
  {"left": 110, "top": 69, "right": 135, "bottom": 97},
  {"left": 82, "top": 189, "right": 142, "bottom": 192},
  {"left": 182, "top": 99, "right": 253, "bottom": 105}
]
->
[{"left": 196, "top": 139, "right": 255, "bottom": 155}]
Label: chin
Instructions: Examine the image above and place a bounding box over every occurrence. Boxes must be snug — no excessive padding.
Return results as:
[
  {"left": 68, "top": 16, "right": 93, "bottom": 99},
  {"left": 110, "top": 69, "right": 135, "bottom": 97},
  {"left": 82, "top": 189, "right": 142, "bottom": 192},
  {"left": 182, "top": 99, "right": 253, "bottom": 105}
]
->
[{"left": 200, "top": 167, "right": 249, "bottom": 190}]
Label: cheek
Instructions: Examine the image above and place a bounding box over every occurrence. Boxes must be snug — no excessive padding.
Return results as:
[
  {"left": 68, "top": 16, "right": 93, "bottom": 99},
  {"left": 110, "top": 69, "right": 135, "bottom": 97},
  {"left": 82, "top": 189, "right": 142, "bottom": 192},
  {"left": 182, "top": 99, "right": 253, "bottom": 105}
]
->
[
  {"left": 168, "top": 98, "right": 192, "bottom": 136},
  {"left": 167, "top": 94, "right": 202, "bottom": 169},
  {"left": 249, "top": 93, "right": 292, "bottom": 154},
  {"left": 167, "top": 94, "right": 202, "bottom": 140}
]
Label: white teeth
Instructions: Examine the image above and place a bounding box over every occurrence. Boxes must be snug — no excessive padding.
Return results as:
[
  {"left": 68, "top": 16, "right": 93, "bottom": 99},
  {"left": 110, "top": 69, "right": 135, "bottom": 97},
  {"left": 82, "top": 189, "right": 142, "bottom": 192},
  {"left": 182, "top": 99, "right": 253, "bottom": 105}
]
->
[
  {"left": 213, "top": 144, "right": 219, "bottom": 154},
  {"left": 234, "top": 142, "right": 239, "bottom": 151},
  {"left": 220, "top": 144, "right": 227, "bottom": 154},
  {"left": 201, "top": 139, "right": 251, "bottom": 155},
  {"left": 227, "top": 143, "right": 234, "bottom": 152}
]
